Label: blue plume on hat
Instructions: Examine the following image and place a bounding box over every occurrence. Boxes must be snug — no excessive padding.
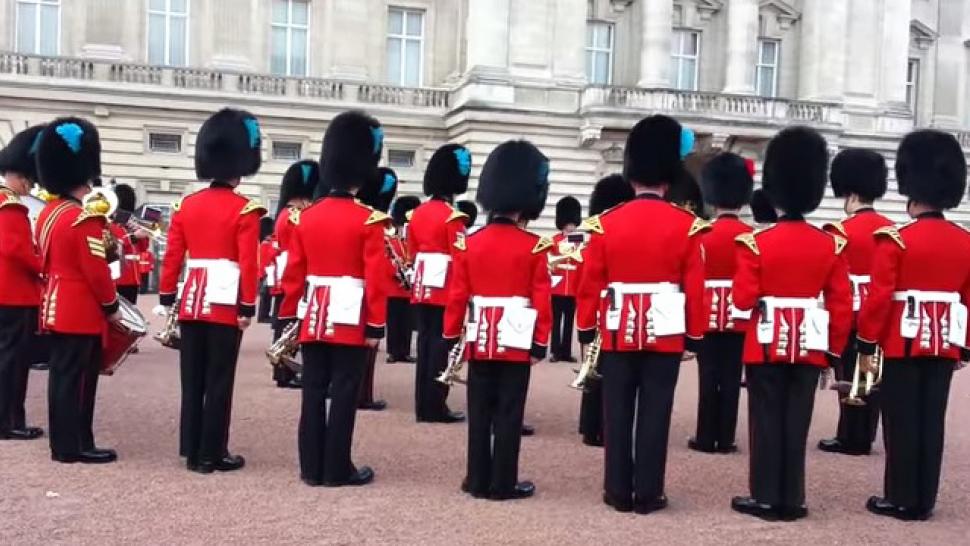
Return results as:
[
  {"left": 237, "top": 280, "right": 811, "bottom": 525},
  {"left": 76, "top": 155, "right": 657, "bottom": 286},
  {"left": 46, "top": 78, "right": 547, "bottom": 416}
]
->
[
  {"left": 301, "top": 163, "right": 313, "bottom": 185},
  {"left": 454, "top": 147, "right": 471, "bottom": 177},
  {"left": 680, "top": 127, "right": 695, "bottom": 159},
  {"left": 243, "top": 118, "right": 260, "bottom": 149},
  {"left": 381, "top": 172, "right": 396, "bottom": 194},
  {"left": 370, "top": 126, "right": 384, "bottom": 155},
  {"left": 55, "top": 123, "right": 84, "bottom": 153}
]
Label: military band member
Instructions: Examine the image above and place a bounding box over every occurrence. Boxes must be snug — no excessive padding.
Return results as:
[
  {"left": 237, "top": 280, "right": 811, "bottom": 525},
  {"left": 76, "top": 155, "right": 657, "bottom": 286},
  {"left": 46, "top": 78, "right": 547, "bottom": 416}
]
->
[
  {"left": 456, "top": 200, "right": 479, "bottom": 231},
  {"left": 0, "top": 124, "right": 45, "bottom": 441},
  {"left": 549, "top": 196, "right": 582, "bottom": 363},
  {"left": 35, "top": 118, "right": 122, "bottom": 463},
  {"left": 386, "top": 195, "right": 420, "bottom": 363},
  {"left": 408, "top": 144, "right": 472, "bottom": 423},
  {"left": 818, "top": 149, "right": 893, "bottom": 457},
  {"left": 576, "top": 115, "right": 707, "bottom": 514},
  {"left": 279, "top": 110, "right": 388, "bottom": 487},
  {"left": 729, "top": 127, "right": 853, "bottom": 521},
  {"left": 257, "top": 216, "right": 276, "bottom": 324},
  {"left": 749, "top": 188, "right": 778, "bottom": 226},
  {"left": 138, "top": 247, "right": 155, "bottom": 294},
  {"left": 689, "top": 153, "right": 755, "bottom": 454},
  {"left": 110, "top": 183, "right": 150, "bottom": 305},
  {"left": 858, "top": 130, "right": 970, "bottom": 521},
  {"left": 159, "top": 108, "right": 265, "bottom": 474},
  {"left": 578, "top": 174, "right": 634, "bottom": 448},
  {"left": 443, "top": 139, "right": 552, "bottom": 500}
]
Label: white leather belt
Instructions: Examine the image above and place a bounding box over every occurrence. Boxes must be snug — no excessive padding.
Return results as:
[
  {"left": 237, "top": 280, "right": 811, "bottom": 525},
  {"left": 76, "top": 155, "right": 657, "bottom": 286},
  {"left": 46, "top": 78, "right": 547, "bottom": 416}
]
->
[
  {"left": 306, "top": 275, "right": 364, "bottom": 289},
  {"left": 609, "top": 282, "right": 681, "bottom": 295},
  {"left": 850, "top": 275, "right": 871, "bottom": 285},
  {"left": 892, "top": 290, "right": 960, "bottom": 304},
  {"left": 415, "top": 251, "right": 451, "bottom": 263},
  {"left": 761, "top": 296, "right": 821, "bottom": 309},
  {"left": 187, "top": 259, "right": 239, "bottom": 271},
  {"left": 705, "top": 279, "right": 733, "bottom": 289},
  {"left": 124, "top": 254, "right": 140, "bottom": 260},
  {"left": 472, "top": 296, "right": 529, "bottom": 312}
]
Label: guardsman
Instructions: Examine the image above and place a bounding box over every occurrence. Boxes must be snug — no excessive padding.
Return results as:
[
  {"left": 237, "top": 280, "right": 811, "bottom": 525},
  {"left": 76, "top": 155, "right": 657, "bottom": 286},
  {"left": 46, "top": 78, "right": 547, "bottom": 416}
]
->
[
  {"left": 858, "top": 130, "right": 970, "bottom": 521},
  {"left": 278, "top": 110, "right": 389, "bottom": 487},
  {"left": 0, "top": 124, "right": 45, "bottom": 441},
  {"left": 667, "top": 170, "right": 706, "bottom": 218},
  {"left": 159, "top": 108, "right": 265, "bottom": 474},
  {"left": 689, "top": 153, "right": 755, "bottom": 454},
  {"left": 577, "top": 174, "right": 633, "bottom": 448},
  {"left": 109, "top": 183, "right": 150, "bottom": 305},
  {"left": 257, "top": 216, "right": 276, "bottom": 323},
  {"left": 749, "top": 188, "right": 778, "bottom": 226},
  {"left": 549, "top": 196, "right": 583, "bottom": 363},
  {"left": 138, "top": 246, "right": 155, "bottom": 293},
  {"left": 35, "top": 118, "right": 122, "bottom": 463},
  {"left": 576, "top": 115, "right": 707, "bottom": 515},
  {"left": 408, "top": 143, "right": 472, "bottom": 423},
  {"left": 729, "top": 127, "right": 852, "bottom": 522},
  {"left": 456, "top": 200, "right": 478, "bottom": 231},
  {"left": 386, "top": 195, "right": 420, "bottom": 363},
  {"left": 443, "top": 139, "right": 552, "bottom": 501},
  {"left": 270, "top": 160, "right": 318, "bottom": 389},
  {"left": 818, "top": 149, "right": 893, "bottom": 457}
]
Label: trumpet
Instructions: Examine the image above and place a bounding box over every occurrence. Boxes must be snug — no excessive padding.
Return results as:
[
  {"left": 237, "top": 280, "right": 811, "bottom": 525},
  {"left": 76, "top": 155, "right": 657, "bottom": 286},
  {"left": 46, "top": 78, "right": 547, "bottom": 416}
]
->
[
  {"left": 436, "top": 332, "right": 468, "bottom": 386},
  {"left": 571, "top": 331, "right": 602, "bottom": 390},
  {"left": 153, "top": 301, "right": 181, "bottom": 350},
  {"left": 266, "top": 320, "right": 302, "bottom": 373},
  {"left": 127, "top": 217, "right": 168, "bottom": 244},
  {"left": 841, "top": 348, "right": 882, "bottom": 406}
]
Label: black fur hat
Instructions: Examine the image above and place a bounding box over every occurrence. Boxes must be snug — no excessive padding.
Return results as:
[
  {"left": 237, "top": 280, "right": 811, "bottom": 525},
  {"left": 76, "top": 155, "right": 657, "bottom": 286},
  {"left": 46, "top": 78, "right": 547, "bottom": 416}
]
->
[
  {"left": 36, "top": 117, "right": 102, "bottom": 194},
  {"left": 114, "top": 183, "right": 136, "bottom": 213},
  {"left": 668, "top": 170, "right": 706, "bottom": 218},
  {"left": 762, "top": 126, "right": 829, "bottom": 215},
  {"left": 895, "top": 130, "right": 967, "bottom": 210},
  {"left": 830, "top": 148, "right": 888, "bottom": 201},
  {"left": 0, "top": 124, "right": 45, "bottom": 182},
  {"left": 589, "top": 174, "right": 633, "bottom": 215},
  {"left": 423, "top": 143, "right": 471, "bottom": 197},
  {"left": 390, "top": 195, "right": 421, "bottom": 227},
  {"left": 701, "top": 152, "right": 755, "bottom": 209},
  {"left": 750, "top": 188, "right": 778, "bottom": 224},
  {"left": 319, "top": 110, "right": 383, "bottom": 193},
  {"left": 260, "top": 216, "right": 275, "bottom": 240},
  {"left": 555, "top": 196, "right": 582, "bottom": 229},
  {"left": 476, "top": 140, "right": 550, "bottom": 216},
  {"left": 195, "top": 108, "right": 262, "bottom": 181},
  {"left": 277, "top": 160, "right": 319, "bottom": 216},
  {"left": 623, "top": 115, "right": 688, "bottom": 186},
  {"left": 357, "top": 167, "right": 398, "bottom": 212},
  {"left": 456, "top": 200, "right": 478, "bottom": 228}
]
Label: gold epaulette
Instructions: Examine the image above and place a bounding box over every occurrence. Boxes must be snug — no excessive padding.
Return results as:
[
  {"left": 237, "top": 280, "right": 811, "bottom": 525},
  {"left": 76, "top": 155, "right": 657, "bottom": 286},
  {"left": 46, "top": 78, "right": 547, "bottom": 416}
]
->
[
  {"left": 240, "top": 199, "right": 266, "bottom": 216},
  {"left": 454, "top": 232, "right": 467, "bottom": 251},
  {"left": 172, "top": 198, "right": 182, "bottom": 213},
  {"left": 735, "top": 232, "right": 759, "bottom": 255},
  {"left": 446, "top": 208, "right": 469, "bottom": 223},
  {"left": 0, "top": 190, "right": 24, "bottom": 210},
  {"left": 405, "top": 210, "right": 414, "bottom": 222},
  {"left": 823, "top": 221, "right": 847, "bottom": 237},
  {"left": 365, "top": 210, "right": 392, "bottom": 225},
  {"left": 580, "top": 215, "right": 603, "bottom": 235},
  {"left": 874, "top": 225, "right": 905, "bottom": 249},
  {"left": 71, "top": 210, "right": 107, "bottom": 227},
  {"left": 532, "top": 235, "right": 554, "bottom": 254},
  {"left": 688, "top": 217, "right": 712, "bottom": 238},
  {"left": 833, "top": 234, "right": 847, "bottom": 255},
  {"left": 288, "top": 207, "right": 301, "bottom": 226}
]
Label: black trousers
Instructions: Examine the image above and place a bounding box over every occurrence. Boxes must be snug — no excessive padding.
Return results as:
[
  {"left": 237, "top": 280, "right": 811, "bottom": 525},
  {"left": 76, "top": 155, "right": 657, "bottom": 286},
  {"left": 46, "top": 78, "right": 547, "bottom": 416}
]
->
[
  {"left": 178, "top": 322, "right": 241, "bottom": 463},
  {"left": 357, "top": 347, "right": 378, "bottom": 406},
  {"left": 880, "top": 357, "right": 954, "bottom": 512},
  {"left": 833, "top": 335, "right": 880, "bottom": 449},
  {"left": 601, "top": 351, "right": 681, "bottom": 502},
  {"left": 0, "top": 307, "right": 37, "bottom": 433},
  {"left": 139, "top": 274, "right": 151, "bottom": 294},
  {"left": 578, "top": 377, "right": 603, "bottom": 444},
  {"left": 270, "top": 297, "right": 297, "bottom": 384},
  {"left": 300, "top": 343, "right": 367, "bottom": 483},
  {"left": 414, "top": 304, "right": 451, "bottom": 420},
  {"left": 117, "top": 285, "right": 138, "bottom": 305},
  {"left": 746, "top": 364, "right": 821, "bottom": 508},
  {"left": 466, "top": 361, "right": 531, "bottom": 496},
  {"left": 257, "top": 285, "right": 273, "bottom": 324},
  {"left": 47, "top": 333, "right": 102, "bottom": 457},
  {"left": 694, "top": 333, "right": 744, "bottom": 450},
  {"left": 386, "top": 297, "right": 413, "bottom": 359},
  {"left": 551, "top": 296, "right": 576, "bottom": 359}
]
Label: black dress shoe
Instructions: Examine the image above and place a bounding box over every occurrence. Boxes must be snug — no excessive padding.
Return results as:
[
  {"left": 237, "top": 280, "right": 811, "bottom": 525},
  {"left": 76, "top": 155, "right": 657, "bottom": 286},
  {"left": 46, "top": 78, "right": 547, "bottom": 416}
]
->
[
  {"left": 277, "top": 378, "right": 302, "bottom": 389},
  {"left": 687, "top": 438, "right": 716, "bottom": 453},
  {"left": 385, "top": 355, "right": 398, "bottom": 363},
  {"left": 563, "top": 356, "right": 578, "bottom": 363},
  {"left": 2, "top": 427, "right": 44, "bottom": 440},
  {"left": 865, "top": 496, "right": 928, "bottom": 521},
  {"left": 490, "top": 481, "right": 535, "bottom": 501},
  {"left": 818, "top": 438, "right": 870, "bottom": 456},
  {"left": 521, "top": 424, "right": 535, "bottom": 436},
  {"left": 603, "top": 492, "right": 633, "bottom": 513},
  {"left": 430, "top": 411, "right": 465, "bottom": 423},
  {"left": 582, "top": 435, "right": 604, "bottom": 447},
  {"left": 193, "top": 454, "right": 246, "bottom": 474},
  {"left": 84, "top": 447, "right": 118, "bottom": 459},
  {"left": 549, "top": 355, "right": 559, "bottom": 363},
  {"left": 324, "top": 466, "right": 375, "bottom": 487},
  {"left": 731, "top": 496, "right": 780, "bottom": 521},
  {"left": 779, "top": 505, "right": 808, "bottom": 521},
  {"left": 461, "top": 478, "right": 489, "bottom": 499},
  {"left": 77, "top": 449, "right": 118, "bottom": 464},
  {"left": 634, "top": 495, "right": 668, "bottom": 515},
  {"left": 51, "top": 453, "right": 79, "bottom": 464},
  {"left": 301, "top": 476, "right": 324, "bottom": 487},
  {"left": 358, "top": 399, "right": 388, "bottom": 411},
  {"left": 716, "top": 443, "right": 739, "bottom": 454},
  {"left": 31, "top": 362, "right": 50, "bottom": 371}
]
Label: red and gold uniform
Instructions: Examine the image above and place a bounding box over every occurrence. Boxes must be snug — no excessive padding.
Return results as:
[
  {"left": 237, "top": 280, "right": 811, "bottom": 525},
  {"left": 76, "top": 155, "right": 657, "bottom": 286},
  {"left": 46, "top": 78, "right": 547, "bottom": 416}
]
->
[
  {"left": 138, "top": 248, "right": 155, "bottom": 284},
  {"left": 384, "top": 234, "right": 411, "bottom": 300},
  {"left": 259, "top": 236, "right": 277, "bottom": 284},
  {"left": 386, "top": 195, "right": 421, "bottom": 363},
  {"left": 109, "top": 222, "right": 149, "bottom": 303},
  {"left": 548, "top": 230, "right": 583, "bottom": 361},
  {"left": 702, "top": 215, "right": 752, "bottom": 333},
  {"left": 269, "top": 209, "right": 296, "bottom": 298},
  {"left": 0, "top": 188, "right": 42, "bottom": 307},
  {"left": 824, "top": 210, "right": 894, "bottom": 315}
]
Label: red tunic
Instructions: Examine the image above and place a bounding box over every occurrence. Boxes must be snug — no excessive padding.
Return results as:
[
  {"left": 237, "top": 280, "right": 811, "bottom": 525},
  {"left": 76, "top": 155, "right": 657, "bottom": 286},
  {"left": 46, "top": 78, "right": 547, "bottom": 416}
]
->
[
  {"left": 138, "top": 249, "right": 155, "bottom": 277},
  {"left": 442, "top": 219, "right": 553, "bottom": 363},
  {"left": 857, "top": 213, "right": 970, "bottom": 360},
  {"left": 35, "top": 198, "right": 119, "bottom": 335},
  {"left": 549, "top": 231, "right": 584, "bottom": 298},
  {"left": 159, "top": 185, "right": 265, "bottom": 326},
  {"left": 0, "top": 188, "right": 42, "bottom": 307},
  {"left": 701, "top": 214, "right": 753, "bottom": 333},
  {"left": 384, "top": 234, "right": 411, "bottom": 300},
  {"left": 576, "top": 194, "right": 709, "bottom": 353},
  {"left": 109, "top": 222, "right": 148, "bottom": 288},
  {"left": 278, "top": 194, "right": 390, "bottom": 346},
  {"left": 823, "top": 208, "right": 894, "bottom": 314},
  {"left": 732, "top": 219, "right": 853, "bottom": 367},
  {"left": 269, "top": 208, "right": 299, "bottom": 296},
  {"left": 407, "top": 199, "right": 467, "bottom": 307}
]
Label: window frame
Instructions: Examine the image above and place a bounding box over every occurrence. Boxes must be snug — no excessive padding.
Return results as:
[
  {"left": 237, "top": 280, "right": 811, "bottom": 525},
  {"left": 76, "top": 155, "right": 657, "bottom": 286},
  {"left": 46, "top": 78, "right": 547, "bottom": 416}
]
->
[
  {"left": 755, "top": 38, "right": 780, "bottom": 98},
  {"left": 387, "top": 148, "right": 417, "bottom": 169},
  {"left": 585, "top": 20, "right": 615, "bottom": 85},
  {"left": 670, "top": 29, "right": 701, "bottom": 91},
  {"left": 14, "top": 0, "right": 61, "bottom": 55},
  {"left": 146, "top": 0, "right": 190, "bottom": 67},
  {"left": 270, "top": 0, "right": 310, "bottom": 77},
  {"left": 147, "top": 132, "right": 183, "bottom": 154},
  {"left": 271, "top": 140, "right": 304, "bottom": 162},
  {"left": 906, "top": 58, "right": 920, "bottom": 117},
  {"left": 386, "top": 6, "right": 426, "bottom": 87}
]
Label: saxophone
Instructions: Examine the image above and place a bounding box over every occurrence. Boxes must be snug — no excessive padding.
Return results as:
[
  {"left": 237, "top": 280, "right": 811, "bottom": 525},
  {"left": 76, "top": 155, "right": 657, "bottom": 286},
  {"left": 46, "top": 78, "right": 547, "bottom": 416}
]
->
[
  {"left": 266, "top": 320, "right": 302, "bottom": 373},
  {"left": 570, "top": 331, "right": 602, "bottom": 390},
  {"left": 384, "top": 228, "right": 413, "bottom": 291}
]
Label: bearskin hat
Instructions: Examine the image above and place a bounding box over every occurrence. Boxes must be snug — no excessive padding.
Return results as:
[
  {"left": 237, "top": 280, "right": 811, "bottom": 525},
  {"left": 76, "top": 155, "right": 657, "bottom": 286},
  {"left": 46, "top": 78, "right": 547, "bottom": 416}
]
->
[
  {"left": 456, "top": 199, "right": 478, "bottom": 228},
  {"left": 318, "top": 110, "right": 382, "bottom": 194},
  {"left": 555, "top": 196, "right": 582, "bottom": 230},
  {"left": 476, "top": 140, "right": 550, "bottom": 217},
  {"left": 589, "top": 174, "right": 633, "bottom": 215},
  {"left": 895, "top": 129, "right": 967, "bottom": 210},
  {"left": 114, "top": 183, "right": 137, "bottom": 213},
  {"left": 390, "top": 195, "right": 421, "bottom": 227},
  {"left": 423, "top": 143, "right": 471, "bottom": 197},
  {"left": 750, "top": 188, "right": 778, "bottom": 224},
  {"left": 762, "top": 126, "right": 829, "bottom": 215},
  {"left": 830, "top": 148, "right": 888, "bottom": 202},
  {"left": 195, "top": 108, "right": 262, "bottom": 181},
  {"left": 36, "top": 117, "right": 102, "bottom": 194},
  {"left": 357, "top": 167, "right": 398, "bottom": 213},
  {"left": 668, "top": 170, "right": 707, "bottom": 218},
  {"left": 701, "top": 152, "right": 755, "bottom": 209},
  {"left": 0, "top": 124, "right": 45, "bottom": 182},
  {"left": 260, "top": 216, "right": 275, "bottom": 241},
  {"left": 277, "top": 160, "right": 319, "bottom": 216},
  {"left": 624, "top": 115, "right": 691, "bottom": 186}
]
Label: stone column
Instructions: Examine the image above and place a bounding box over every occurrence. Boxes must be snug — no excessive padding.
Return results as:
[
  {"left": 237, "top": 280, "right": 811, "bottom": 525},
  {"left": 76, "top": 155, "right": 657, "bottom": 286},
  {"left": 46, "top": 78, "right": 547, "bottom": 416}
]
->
[
  {"left": 552, "top": 0, "right": 587, "bottom": 86},
  {"left": 638, "top": 0, "right": 672, "bottom": 88},
  {"left": 879, "top": 0, "right": 912, "bottom": 112},
  {"left": 843, "top": 0, "right": 879, "bottom": 105},
  {"left": 722, "top": 0, "right": 758, "bottom": 94},
  {"left": 465, "top": 0, "right": 511, "bottom": 78},
  {"left": 797, "top": 0, "right": 848, "bottom": 101},
  {"left": 932, "top": 0, "right": 966, "bottom": 127}
]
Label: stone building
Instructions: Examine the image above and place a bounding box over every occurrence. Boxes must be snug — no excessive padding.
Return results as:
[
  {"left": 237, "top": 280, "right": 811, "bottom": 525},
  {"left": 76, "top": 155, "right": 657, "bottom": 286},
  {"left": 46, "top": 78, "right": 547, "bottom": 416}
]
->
[{"left": 1, "top": 0, "right": 968, "bottom": 233}]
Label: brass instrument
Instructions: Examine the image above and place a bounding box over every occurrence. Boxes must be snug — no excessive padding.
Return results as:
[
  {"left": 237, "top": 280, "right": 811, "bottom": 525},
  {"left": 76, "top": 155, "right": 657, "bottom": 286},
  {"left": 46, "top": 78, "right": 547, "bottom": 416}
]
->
[
  {"left": 153, "top": 298, "right": 181, "bottom": 350},
  {"left": 82, "top": 187, "right": 119, "bottom": 216},
  {"left": 570, "top": 331, "right": 602, "bottom": 390},
  {"left": 266, "top": 320, "right": 302, "bottom": 373},
  {"left": 384, "top": 227, "right": 412, "bottom": 291},
  {"left": 547, "top": 239, "right": 584, "bottom": 274},
  {"left": 436, "top": 329, "right": 468, "bottom": 386},
  {"left": 127, "top": 217, "right": 168, "bottom": 245},
  {"left": 841, "top": 348, "right": 882, "bottom": 406}
]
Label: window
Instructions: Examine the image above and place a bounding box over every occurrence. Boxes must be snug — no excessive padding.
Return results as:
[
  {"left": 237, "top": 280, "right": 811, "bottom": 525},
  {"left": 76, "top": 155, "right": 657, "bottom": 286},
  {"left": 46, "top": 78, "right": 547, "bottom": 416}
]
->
[
  {"left": 670, "top": 30, "right": 700, "bottom": 91},
  {"left": 15, "top": 0, "right": 60, "bottom": 55},
  {"left": 388, "top": 149, "right": 416, "bottom": 168},
  {"left": 271, "top": 0, "right": 309, "bottom": 76},
  {"left": 149, "top": 133, "right": 182, "bottom": 153},
  {"left": 906, "top": 59, "right": 920, "bottom": 116},
  {"left": 386, "top": 7, "right": 424, "bottom": 87},
  {"left": 148, "top": 0, "right": 189, "bottom": 67},
  {"left": 755, "top": 39, "right": 779, "bottom": 97},
  {"left": 272, "top": 141, "right": 302, "bottom": 161},
  {"left": 585, "top": 21, "right": 614, "bottom": 85}
]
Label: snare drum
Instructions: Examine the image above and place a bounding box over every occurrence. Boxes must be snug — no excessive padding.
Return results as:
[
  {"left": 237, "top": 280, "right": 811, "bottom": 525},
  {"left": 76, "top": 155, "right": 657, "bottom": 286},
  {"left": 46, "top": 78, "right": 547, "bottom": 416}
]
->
[{"left": 101, "top": 296, "right": 148, "bottom": 375}]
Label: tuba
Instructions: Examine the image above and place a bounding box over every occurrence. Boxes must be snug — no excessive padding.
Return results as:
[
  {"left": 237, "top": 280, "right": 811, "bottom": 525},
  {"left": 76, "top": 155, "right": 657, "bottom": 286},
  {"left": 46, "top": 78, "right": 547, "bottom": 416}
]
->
[
  {"left": 266, "top": 320, "right": 302, "bottom": 373},
  {"left": 570, "top": 331, "right": 602, "bottom": 390}
]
